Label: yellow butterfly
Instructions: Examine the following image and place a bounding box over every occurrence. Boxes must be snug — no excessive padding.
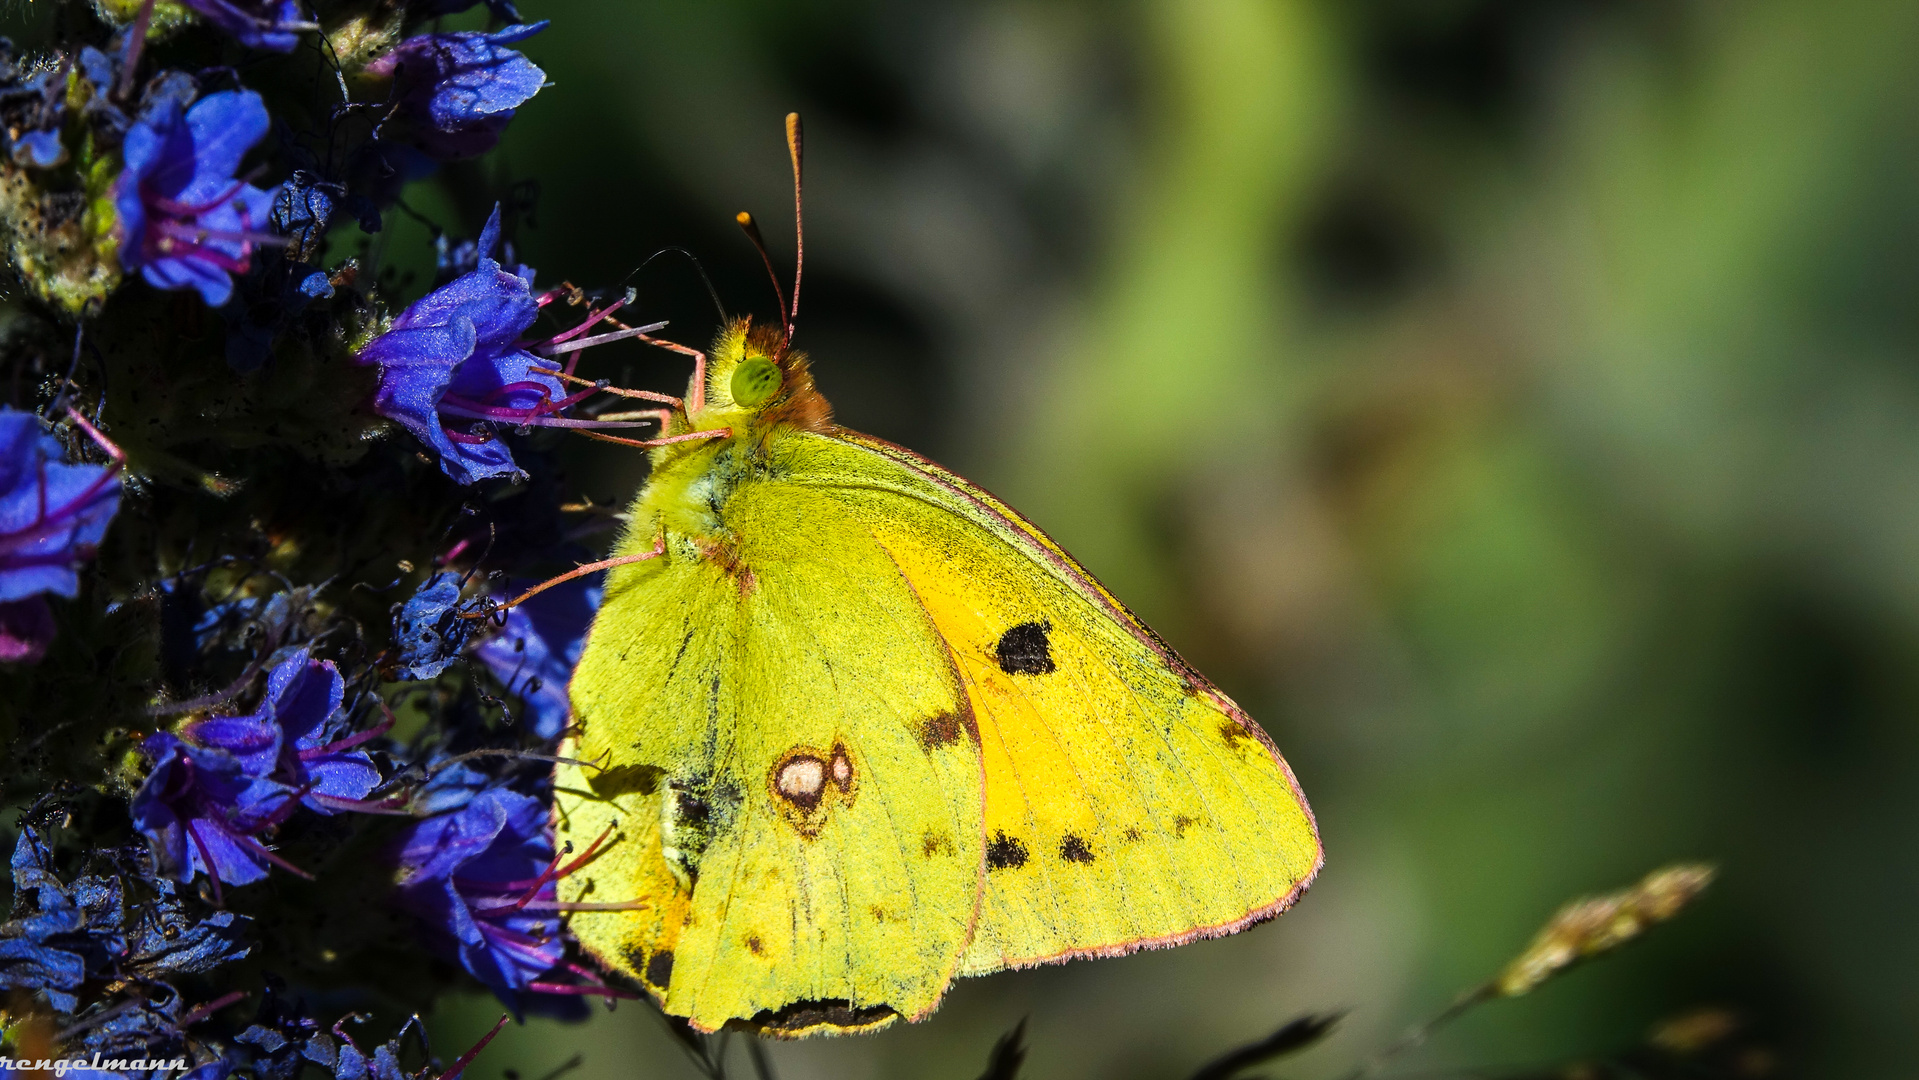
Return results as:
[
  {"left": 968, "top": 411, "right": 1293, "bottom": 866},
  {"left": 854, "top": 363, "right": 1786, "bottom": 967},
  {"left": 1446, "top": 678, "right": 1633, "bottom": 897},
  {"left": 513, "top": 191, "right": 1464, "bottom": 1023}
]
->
[{"left": 551, "top": 115, "right": 1320, "bottom": 1038}]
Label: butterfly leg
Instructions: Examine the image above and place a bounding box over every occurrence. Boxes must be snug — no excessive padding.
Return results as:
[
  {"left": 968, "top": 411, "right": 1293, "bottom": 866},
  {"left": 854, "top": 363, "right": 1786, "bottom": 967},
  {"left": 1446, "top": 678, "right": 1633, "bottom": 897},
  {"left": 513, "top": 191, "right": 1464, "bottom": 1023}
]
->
[
  {"left": 551, "top": 369, "right": 682, "bottom": 409},
  {"left": 472, "top": 531, "right": 668, "bottom": 617},
  {"left": 576, "top": 428, "right": 731, "bottom": 450}
]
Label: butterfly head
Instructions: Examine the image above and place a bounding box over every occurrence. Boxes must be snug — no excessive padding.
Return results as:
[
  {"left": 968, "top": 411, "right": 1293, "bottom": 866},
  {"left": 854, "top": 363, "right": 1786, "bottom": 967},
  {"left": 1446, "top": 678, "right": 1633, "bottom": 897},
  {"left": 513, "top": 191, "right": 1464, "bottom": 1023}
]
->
[
  {"left": 663, "top": 115, "right": 831, "bottom": 450},
  {"left": 686, "top": 316, "right": 832, "bottom": 437}
]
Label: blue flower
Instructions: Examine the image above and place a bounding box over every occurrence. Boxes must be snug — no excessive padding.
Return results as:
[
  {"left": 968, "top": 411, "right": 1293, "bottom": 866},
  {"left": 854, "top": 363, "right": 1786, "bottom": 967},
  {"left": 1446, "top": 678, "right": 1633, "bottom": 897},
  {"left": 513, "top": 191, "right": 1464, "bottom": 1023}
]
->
[
  {"left": 73, "top": 45, "right": 130, "bottom": 133},
  {"left": 365, "top": 23, "right": 548, "bottom": 159},
  {"left": 0, "top": 409, "right": 122, "bottom": 603},
  {"left": 473, "top": 577, "right": 601, "bottom": 739},
  {"left": 0, "top": 828, "right": 125, "bottom": 1012},
  {"left": 141, "top": 70, "right": 201, "bottom": 116},
  {"left": 1, "top": 822, "right": 252, "bottom": 1017},
  {"left": 409, "top": 760, "right": 490, "bottom": 818},
  {"left": 130, "top": 732, "right": 303, "bottom": 890},
  {"left": 12, "top": 129, "right": 65, "bottom": 168},
  {"left": 356, "top": 206, "right": 564, "bottom": 484},
  {"left": 116, "top": 89, "right": 281, "bottom": 307},
  {"left": 3, "top": 62, "right": 66, "bottom": 168},
  {"left": 394, "top": 572, "right": 482, "bottom": 679},
  {"left": 391, "top": 788, "right": 567, "bottom": 1004},
  {"left": 232, "top": 981, "right": 510, "bottom": 1080},
  {"left": 70, "top": 990, "right": 190, "bottom": 1078},
  {"left": 161, "top": 582, "right": 299, "bottom": 669},
  {"left": 0, "top": 901, "right": 86, "bottom": 1011},
  {"left": 0, "top": 408, "right": 121, "bottom": 663},
  {"left": 179, "top": 0, "right": 313, "bottom": 52},
  {"left": 230, "top": 983, "right": 325, "bottom": 1080},
  {"left": 270, "top": 169, "right": 342, "bottom": 259},
  {"left": 182, "top": 649, "right": 384, "bottom": 813},
  {"left": 124, "top": 877, "right": 251, "bottom": 977},
  {"left": 220, "top": 162, "right": 346, "bottom": 372},
  {"left": 303, "top": 1018, "right": 461, "bottom": 1080}
]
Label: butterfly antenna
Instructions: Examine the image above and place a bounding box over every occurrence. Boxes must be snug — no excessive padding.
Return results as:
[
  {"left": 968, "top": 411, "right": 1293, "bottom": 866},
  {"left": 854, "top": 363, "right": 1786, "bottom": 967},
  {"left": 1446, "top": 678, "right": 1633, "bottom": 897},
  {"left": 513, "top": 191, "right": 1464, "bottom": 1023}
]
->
[
  {"left": 625, "top": 248, "right": 728, "bottom": 323},
  {"left": 734, "top": 211, "right": 787, "bottom": 330},
  {"left": 786, "top": 111, "right": 804, "bottom": 347}
]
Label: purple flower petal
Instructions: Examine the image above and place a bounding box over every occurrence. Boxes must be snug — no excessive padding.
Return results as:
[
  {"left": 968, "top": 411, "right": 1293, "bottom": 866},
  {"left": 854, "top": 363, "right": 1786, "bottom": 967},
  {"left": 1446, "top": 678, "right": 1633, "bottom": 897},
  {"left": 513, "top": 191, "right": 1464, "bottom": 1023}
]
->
[
  {"left": 180, "top": 648, "right": 381, "bottom": 815},
  {"left": 393, "top": 787, "right": 564, "bottom": 997},
  {"left": 269, "top": 650, "right": 347, "bottom": 746},
  {"left": 131, "top": 733, "right": 300, "bottom": 887},
  {"left": 473, "top": 576, "right": 601, "bottom": 738},
  {"left": 366, "top": 23, "right": 548, "bottom": 160},
  {"left": 0, "top": 409, "right": 121, "bottom": 606},
  {"left": 179, "top": 89, "right": 272, "bottom": 184},
  {"left": 393, "top": 572, "right": 480, "bottom": 679},
  {"left": 355, "top": 205, "right": 554, "bottom": 484},
  {"left": 302, "top": 753, "right": 381, "bottom": 802},
  {"left": 180, "top": 712, "right": 281, "bottom": 776},
  {"left": 116, "top": 89, "right": 283, "bottom": 308},
  {"left": 10, "top": 129, "right": 66, "bottom": 168}
]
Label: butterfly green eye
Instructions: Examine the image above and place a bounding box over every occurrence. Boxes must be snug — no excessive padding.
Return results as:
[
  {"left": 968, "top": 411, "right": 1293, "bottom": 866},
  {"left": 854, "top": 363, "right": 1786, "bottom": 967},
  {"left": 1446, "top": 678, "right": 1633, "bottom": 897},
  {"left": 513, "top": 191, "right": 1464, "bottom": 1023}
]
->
[{"left": 731, "top": 356, "right": 782, "bottom": 407}]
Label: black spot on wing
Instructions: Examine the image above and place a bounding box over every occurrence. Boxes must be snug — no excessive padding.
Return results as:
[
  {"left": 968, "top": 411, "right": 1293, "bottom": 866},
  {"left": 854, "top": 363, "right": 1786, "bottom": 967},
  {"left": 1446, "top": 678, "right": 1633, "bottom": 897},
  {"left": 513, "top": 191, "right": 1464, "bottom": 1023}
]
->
[
  {"left": 986, "top": 831, "right": 1030, "bottom": 870},
  {"left": 994, "top": 621, "right": 1056, "bottom": 675},
  {"left": 645, "top": 949, "right": 674, "bottom": 989},
  {"left": 1060, "top": 834, "right": 1095, "bottom": 863},
  {"left": 675, "top": 789, "right": 711, "bottom": 827},
  {"left": 743, "top": 999, "right": 899, "bottom": 1036}
]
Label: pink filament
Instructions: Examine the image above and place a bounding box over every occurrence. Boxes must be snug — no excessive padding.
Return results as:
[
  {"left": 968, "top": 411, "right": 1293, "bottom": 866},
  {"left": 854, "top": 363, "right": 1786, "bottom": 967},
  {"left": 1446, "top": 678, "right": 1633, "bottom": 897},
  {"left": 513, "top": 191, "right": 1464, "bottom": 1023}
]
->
[
  {"left": 297, "top": 712, "right": 396, "bottom": 759},
  {"left": 536, "top": 296, "right": 626, "bottom": 348}
]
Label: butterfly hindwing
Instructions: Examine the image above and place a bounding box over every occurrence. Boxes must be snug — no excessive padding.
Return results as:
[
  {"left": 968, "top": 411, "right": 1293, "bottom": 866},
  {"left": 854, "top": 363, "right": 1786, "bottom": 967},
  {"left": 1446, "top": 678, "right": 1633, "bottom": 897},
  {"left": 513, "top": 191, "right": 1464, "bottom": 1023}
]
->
[
  {"left": 794, "top": 431, "right": 1322, "bottom": 973},
  {"left": 558, "top": 479, "right": 984, "bottom": 1035}
]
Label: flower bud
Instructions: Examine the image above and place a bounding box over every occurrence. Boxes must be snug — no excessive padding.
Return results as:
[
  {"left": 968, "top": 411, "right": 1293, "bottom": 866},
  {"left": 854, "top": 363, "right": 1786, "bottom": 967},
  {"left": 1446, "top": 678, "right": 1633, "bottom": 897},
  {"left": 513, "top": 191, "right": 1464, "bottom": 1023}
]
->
[{"left": 324, "top": 7, "right": 406, "bottom": 76}]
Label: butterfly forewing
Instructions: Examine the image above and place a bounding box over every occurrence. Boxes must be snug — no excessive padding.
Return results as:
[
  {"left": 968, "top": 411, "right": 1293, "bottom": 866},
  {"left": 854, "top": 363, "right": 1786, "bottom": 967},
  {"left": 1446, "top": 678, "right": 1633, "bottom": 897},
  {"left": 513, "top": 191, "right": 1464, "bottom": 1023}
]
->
[{"left": 797, "top": 431, "right": 1322, "bottom": 974}]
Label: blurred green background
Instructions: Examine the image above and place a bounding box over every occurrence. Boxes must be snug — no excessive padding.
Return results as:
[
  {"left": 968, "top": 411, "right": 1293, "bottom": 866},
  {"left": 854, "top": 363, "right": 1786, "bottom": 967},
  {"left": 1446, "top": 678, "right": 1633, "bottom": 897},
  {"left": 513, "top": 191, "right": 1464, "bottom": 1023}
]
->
[{"left": 398, "top": 0, "right": 1917, "bottom": 1076}]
